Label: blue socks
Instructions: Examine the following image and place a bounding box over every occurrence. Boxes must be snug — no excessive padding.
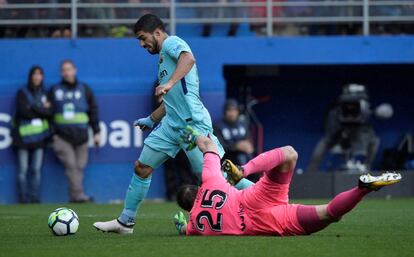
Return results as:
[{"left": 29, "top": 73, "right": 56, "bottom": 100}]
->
[
  {"left": 118, "top": 174, "right": 152, "bottom": 226},
  {"left": 235, "top": 178, "right": 254, "bottom": 190}
]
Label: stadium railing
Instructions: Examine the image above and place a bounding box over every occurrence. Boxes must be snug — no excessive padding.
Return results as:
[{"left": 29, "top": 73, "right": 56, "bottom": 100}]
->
[{"left": 0, "top": 0, "right": 413, "bottom": 38}]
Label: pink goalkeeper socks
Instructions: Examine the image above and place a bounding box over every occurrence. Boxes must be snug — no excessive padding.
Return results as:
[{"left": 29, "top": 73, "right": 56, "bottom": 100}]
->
[
  {"left": 242, "top": 148, "right": 285, "bottom": 177},
  {"left": 326, "top": 187, "right": 371, "bottom": 218}
]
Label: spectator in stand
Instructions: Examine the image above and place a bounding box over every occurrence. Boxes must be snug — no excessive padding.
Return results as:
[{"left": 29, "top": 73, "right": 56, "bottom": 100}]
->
[
  {"left": 0, "top": 0, "right": 7, "bottom": 37},
  {"left": 198, "top": 0, "right": 242, "bottom": 37},
  {"left": 51, "top": 28, "right": 72, "bottom": 38},
  {"left": 49, "top": 60, "right": 101, "bottom": 203},
  {"left": 12, "top": 66, "right": 52, "bottom": 203},
  {"left": 249, "top": 0, "right": 285, "bottom": 35},
  {"left": 214, "top": 99, "right": 255, "bottom": 166}
]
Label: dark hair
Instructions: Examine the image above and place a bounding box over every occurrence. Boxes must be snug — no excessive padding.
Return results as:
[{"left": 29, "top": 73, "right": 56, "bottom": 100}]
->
[
  {"left": 27, "top": 65, "right": 44, "bottom": 89},
  {"left": 134, "top": 14, "right": 165, "bottom": 34},
  {"left": 224, "top": 98, "right": 239, "bottom": 112},
  {"left": 61, "top": 59, "right": 76, "bottom": 69},
  {"left": 176, "top": 185, "right": 199, "bottom": 212}
]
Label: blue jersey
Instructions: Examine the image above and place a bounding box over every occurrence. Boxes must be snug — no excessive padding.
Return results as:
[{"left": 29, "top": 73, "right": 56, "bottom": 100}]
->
[{"left": 158, "top": 36, "right": 212, "bottom": 129}]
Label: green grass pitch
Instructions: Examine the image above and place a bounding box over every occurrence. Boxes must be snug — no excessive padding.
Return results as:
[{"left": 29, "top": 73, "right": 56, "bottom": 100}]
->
[{"left": 1, "top": 198, "right": 413, "bottom": 257}]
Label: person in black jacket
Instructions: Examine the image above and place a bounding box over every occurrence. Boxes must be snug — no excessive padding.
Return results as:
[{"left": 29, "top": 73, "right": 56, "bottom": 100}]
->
[
  {"left": 214, "top": 99, "right": 254, "bottom": 165},
  {"left": 12, "top": 66, "right": 52, "bottom": 203},
  {"left": 49, "top": 60, "right": 101, "bottom": 203}
]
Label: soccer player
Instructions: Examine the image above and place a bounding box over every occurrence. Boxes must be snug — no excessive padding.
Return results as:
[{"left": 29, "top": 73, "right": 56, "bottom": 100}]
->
[
  {"left": 173, "top": 128, "right": 402, "bottom": 236},
  {"left": 93, "top": 14, "right": 253, "bottom": 234}
]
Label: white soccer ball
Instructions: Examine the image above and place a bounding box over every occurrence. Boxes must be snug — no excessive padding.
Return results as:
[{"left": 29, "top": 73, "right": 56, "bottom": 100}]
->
[{"left": 48, "top": 207, "right": 79, "bottom": 236}]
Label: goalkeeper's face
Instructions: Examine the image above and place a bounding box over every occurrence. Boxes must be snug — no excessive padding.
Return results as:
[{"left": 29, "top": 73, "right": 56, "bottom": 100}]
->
[{"left": 136, "top": 30, "right": 161, "bottom": 55}]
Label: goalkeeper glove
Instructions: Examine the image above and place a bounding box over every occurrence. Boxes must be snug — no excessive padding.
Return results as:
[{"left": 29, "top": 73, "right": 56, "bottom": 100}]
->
[
  {"left": 180, "top": 125, "right": 201, "bottom": 151},
  {"left": 173, "top": 211, "right": 187, "bottom": 235}
]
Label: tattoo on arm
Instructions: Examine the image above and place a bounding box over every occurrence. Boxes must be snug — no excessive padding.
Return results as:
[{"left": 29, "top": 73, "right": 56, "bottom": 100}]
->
[{"left": 196, "top": 136, "right": 218, "bottom": 155}]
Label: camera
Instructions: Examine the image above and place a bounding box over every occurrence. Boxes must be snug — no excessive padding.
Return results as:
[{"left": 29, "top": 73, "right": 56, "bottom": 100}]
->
[
  {"left": 308, "top": 83, "right": 393, "bottom": 173},
  {"left": 338, "top": 84, "right": 371, "bottom": 125}
]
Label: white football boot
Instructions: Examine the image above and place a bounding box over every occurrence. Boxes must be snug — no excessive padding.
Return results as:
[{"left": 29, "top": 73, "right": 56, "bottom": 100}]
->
[
  {"left": 93, "top": 219, "right": 134, "bottom": 234},
  {"left": 359, "top": 172, "right": 402, "bottom": 191}
]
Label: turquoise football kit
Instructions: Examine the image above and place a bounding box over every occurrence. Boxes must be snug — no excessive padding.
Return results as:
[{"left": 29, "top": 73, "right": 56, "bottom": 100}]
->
[{"left": 116, "top": 36, "right": 254, "bottom": 227}]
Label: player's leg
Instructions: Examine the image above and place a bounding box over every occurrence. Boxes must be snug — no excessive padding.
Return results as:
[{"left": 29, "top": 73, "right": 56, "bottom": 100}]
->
[
  {"left": 182, "top": 127, "right": 255, "bottom": 188},
  {"left": 93, "top": 145, "right": 170, "bottom": 234},
  {"left": 296, "top": 186, "right": 373, "bottom": 235},
  {"left": 223, "top": 146, "right": 296, "bottom": 188},
  {"left": 208, "top": 131, "right": 254, "bottom": 189},
  {"left": 93, "top": 145, "right": 169, "bottom": 234},
  {"left": 296, "top": 172, "right": 402, "bottom": 235},
  {"left": 118, "top": 145, "right": 170, "bottom": 225},
  {"left": 213, "top": 133, "right": 255, "bottom": 189},
  {"left": 179, "top": 127, "right": 221, "bottom": 180},
  {"left": 183, "top": 146, "right": 204, "bottom": 181},
  {"left": 241, "top": 146, "right": 298, "bottom": 209},
  {"left": 94, "top": 123, "right": 178, "bottom": 234}
]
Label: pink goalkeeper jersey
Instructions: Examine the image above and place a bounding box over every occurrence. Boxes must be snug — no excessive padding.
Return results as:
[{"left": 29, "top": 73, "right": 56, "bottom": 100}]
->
[{"left": 186, "top": 153, "right": 253, "bottom": 236}]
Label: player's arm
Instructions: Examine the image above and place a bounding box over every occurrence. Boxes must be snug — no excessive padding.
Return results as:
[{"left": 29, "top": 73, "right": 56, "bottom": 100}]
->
[
  {"left": 180, "top": 126, "right": 223, "bottom": 182},
  {"left": 155, "top": 52, "right": 196, "bottom": 97},
  {"left": 196, "top": 136, "right": 224, "bottom": 182},
  {"left": 196, "top": 135, "right": 219, "bottom": 156},
  {"left": 150, "top": 102, "right": 166, "bottom": 123},
  {"left": 134, "top": 102, "right": 166, "bottom": 130}
]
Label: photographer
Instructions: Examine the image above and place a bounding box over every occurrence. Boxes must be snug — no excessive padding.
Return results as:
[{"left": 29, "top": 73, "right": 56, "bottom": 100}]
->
[{"left": 307, "top": 84, "right": 392, "bottom": 173}]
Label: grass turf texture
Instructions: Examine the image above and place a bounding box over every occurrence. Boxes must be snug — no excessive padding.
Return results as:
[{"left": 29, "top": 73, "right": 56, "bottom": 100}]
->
[{"left": 0, "top": 198, "right": 413, "bottom": 257}]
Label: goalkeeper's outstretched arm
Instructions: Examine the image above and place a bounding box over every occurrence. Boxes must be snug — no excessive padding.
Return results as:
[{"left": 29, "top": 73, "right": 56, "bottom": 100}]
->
[
  {"left": 178, "top": 224, "right": 187, "bottom": 235},
  {"left": 174, "top": 211, "right": 188, "bottom": 236},
  {"left": 196, "top": 135, "right": 218, "bottom": 156}
]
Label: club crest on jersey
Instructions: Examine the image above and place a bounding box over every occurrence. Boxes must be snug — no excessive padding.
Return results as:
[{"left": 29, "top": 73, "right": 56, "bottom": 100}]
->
[{"left": 159, "top": 54, "right": 163, "bottom": 64}]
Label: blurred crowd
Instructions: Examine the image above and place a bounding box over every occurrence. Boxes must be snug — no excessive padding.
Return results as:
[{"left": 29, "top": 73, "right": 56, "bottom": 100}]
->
[{"left": 0, "top": 0, "right": 413, "bottom": 38}]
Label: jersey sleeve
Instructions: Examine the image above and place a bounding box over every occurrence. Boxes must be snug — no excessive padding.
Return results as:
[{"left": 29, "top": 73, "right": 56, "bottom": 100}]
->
[
  {"left": 163, "top": 37, "right": 192, "bottom": 60},
  {"left": 186, "top": 223, "right": 195, "bottom": 236},
  {"left": 201, "top": 152, "right": 225, "bottom": 183}
]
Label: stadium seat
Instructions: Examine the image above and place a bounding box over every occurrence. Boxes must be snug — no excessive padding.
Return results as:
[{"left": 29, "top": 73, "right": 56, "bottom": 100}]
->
[
  {"left": 236, "top": 23, "right": 255, "bottom": 37},
  {"left": 211, "top": 24, "right": 231, "bottom": 37},
  {"left": 176, "top": 24, "right": 204, "bottom": 37},
  {"left": 175, "top": 6, "right": 204, "bottom": 37}
]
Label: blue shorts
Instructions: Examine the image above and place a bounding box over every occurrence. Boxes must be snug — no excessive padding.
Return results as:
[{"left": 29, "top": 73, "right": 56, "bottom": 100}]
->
[{"left": 138, "top": 120, "right": 225, "bottom": 179}]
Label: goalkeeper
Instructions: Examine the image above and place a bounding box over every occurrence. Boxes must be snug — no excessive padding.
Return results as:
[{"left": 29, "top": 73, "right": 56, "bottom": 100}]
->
[{"left": 174, "top": 127, "right": 402, "bottom": 236}]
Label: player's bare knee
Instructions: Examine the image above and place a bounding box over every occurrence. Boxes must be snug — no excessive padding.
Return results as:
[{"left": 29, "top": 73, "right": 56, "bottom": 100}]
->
[
  {"left": 283, "top": 145, "right": 298, "bottom": 163},
  {"left": 134, "top": 161, "right": 153, "bottom": 178}
]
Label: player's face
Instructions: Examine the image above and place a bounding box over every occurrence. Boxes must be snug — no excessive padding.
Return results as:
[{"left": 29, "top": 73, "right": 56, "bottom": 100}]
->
[{"left": 136, "top": 31, "right": 159, "bottom": 55}]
